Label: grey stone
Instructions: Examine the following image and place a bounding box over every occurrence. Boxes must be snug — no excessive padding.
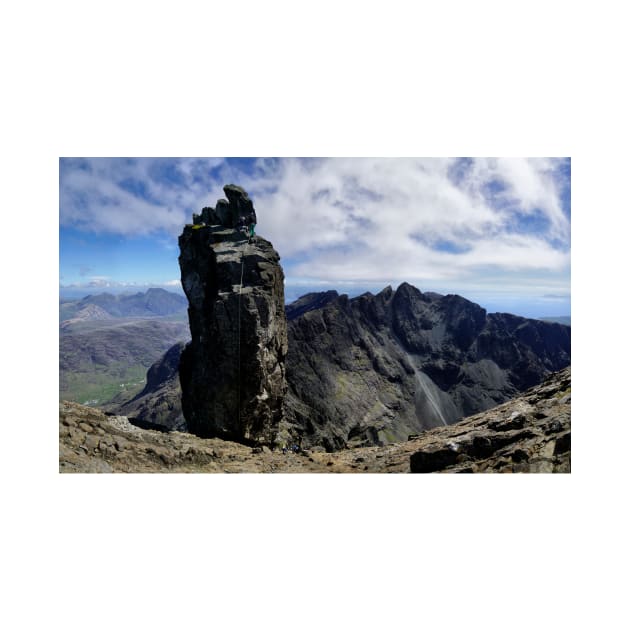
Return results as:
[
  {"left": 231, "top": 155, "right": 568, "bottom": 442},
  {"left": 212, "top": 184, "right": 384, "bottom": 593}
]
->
[{"left": 85, "top": 435, "right": 100, "bottom": 451}]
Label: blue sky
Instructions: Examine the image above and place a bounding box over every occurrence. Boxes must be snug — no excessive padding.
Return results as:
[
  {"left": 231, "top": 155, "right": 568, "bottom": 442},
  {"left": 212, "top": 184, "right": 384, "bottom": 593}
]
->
[{"left": 59, "top": 157, "right": 570, "bottom": 317}]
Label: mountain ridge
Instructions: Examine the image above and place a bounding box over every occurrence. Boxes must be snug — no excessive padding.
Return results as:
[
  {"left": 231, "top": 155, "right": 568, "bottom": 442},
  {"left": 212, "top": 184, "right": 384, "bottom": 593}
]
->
[
  {"left": 112, "top": 283, "right": 570, "bottom": 451},
  {"left": 60, "top": 288, "right": 187, "bottom": 321},
  {"left": 281, "top": 283, "right": 570, "bottom": 450}
]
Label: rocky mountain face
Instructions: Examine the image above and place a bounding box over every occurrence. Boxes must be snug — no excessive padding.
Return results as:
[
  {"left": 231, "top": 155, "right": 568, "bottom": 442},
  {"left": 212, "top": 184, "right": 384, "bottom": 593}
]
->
[
  {"left": 283, "top": 284, "right": 570, "bottom": 450},
  {"left": 285, "top": 290, "right": 340, "bottom": 320},
  {"left": 178, "top": 185, "right": 288, "bottom": 445},
  {"left": 59, "top": 366, "right": 570, "bottom": 473},
  {"left": 407, "top": 367, "right": 571, "bottom": 473},
  {"left": 113, "top": 341, "right": 187, "bottom": 431},
  {"left": 113, "top": 282, "right": 570, "bottom": 453}
]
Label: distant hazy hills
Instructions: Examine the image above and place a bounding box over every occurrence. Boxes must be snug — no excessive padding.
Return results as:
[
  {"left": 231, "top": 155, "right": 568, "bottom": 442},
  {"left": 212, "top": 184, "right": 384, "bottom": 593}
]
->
[
  {"left": 60, "top": 288, "right": 187, "bottom": 321},
  {"left": 539, "top": 316, "right": 571, "bottom": 326},
  {"left": 59, "top": 289, "right": 190, "bottom": 406}
]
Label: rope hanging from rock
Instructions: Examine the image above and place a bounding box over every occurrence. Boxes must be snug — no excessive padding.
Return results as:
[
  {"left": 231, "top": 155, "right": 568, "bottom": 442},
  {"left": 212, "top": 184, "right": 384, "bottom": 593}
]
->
[{"left": 237, "top": 246, "right": 245, "bottom": 428}]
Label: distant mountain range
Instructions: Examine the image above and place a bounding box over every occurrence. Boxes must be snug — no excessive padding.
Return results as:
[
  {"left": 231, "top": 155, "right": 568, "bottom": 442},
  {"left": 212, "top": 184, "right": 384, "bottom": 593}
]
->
[
  {"left": 106, "top": 284, "right": 570, "bottom": 449},
  {"left": 60, "top": 288, "right": 188, "bottom": 321}
]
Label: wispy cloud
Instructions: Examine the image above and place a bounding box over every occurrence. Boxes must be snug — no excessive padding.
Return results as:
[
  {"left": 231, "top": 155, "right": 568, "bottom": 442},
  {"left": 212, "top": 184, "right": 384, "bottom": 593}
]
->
[
  {"left": 230, "top": 157, "right": 570, "bottom": 280},
  {"left": 59, "top": 157, "right": 570, "bottom": 299},
  {"left": 60, "top": 158, "right": 226, "bottom": 236}
]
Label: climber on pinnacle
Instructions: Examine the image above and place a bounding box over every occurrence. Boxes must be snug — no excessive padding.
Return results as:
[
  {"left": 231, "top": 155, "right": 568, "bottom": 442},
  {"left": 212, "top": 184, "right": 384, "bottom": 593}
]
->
[
  {"left": 246, "top": 211, "right": 256, "bottom": 242},
  {"left": 236, "top": 214, "right": 248, "bottom": 239},
  {"left": 178, "top": 184, "right": 288, "bottom": 446}
]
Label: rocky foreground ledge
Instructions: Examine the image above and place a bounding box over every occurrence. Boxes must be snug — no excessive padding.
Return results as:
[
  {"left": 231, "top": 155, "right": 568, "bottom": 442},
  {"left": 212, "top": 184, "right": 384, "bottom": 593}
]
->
[{"left": 59, "top": 367, "right": 570, "bottom": 473}]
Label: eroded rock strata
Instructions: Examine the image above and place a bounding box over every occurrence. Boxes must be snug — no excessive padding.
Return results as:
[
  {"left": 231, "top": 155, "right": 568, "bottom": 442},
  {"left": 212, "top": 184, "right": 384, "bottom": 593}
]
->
[
  {"left": 178, "top": 186, "right": 288, "bottom": 445},
  {"left": 408, "top": 367, "right": 571, "bottom": 473},
  {"left": 283, "top": 285, "right": 570, "bottom": 450}
]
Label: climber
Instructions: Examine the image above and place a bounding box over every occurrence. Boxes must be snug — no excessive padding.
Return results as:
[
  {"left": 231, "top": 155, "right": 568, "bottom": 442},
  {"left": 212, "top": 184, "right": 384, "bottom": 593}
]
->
[
  {"left": 236, "top": 215, "right": 248, "bottom": 239},
  {"left": 246, "top": 211, "right": 256, "bottom": 243}
]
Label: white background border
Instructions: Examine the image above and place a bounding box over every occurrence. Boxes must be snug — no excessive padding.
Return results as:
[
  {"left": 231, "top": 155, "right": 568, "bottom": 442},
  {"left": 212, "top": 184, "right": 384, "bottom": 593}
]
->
[{"left": 3, "top": 1, "right": 627, "bottom": 628}]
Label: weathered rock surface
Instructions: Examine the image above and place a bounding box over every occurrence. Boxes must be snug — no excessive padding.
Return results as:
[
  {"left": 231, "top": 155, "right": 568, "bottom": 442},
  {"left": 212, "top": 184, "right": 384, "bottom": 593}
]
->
[
  {"left": 283, "top": 284, "right": 570, "bottom": 450},
  {"left": 285, "top": 290, "right": 340, "bottom": 320},
  {"left": 408, "top": 367, "right": 571, "bottom": 473},
  {"left": 193, "top": 184, "right": 257, "bottom": 229},
  {"left": 178, "top": 186, "right": 288, "bottom": 445},
  {"left": 114, "top": 341, "right": 187, "bottom": 431},
  {"left": 59, "top": 366, "right": 570, "bottom": 473}
]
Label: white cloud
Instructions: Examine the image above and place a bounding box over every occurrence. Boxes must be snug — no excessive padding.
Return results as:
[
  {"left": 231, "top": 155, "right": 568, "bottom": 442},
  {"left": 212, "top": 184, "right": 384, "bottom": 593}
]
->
[
  {"left": 60, "top": 157, "right": 570, "bottom": 297},
  {"left": 59, "top": 158, "right": 227, "bottom": 236},
  {"left": 461, "top": 157, "right": 570, "bottom": 240},
  {"left": 232, "top": 158, "right": 570, "bottom": 281}
]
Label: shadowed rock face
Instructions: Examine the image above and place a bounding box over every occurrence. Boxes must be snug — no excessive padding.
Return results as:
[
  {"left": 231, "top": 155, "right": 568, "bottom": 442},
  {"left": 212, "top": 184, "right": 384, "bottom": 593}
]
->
[
  {"left": 194, "top": 184, "right": 257, "bottom": 229},
  {"left": 408, "top": 367, "right": 571, "bottom": 473},
  {"left": 178, "top": 188, "right": 288, "bottom": 445},
  {"left": 115, "top": 341, "right": 187, "bottom": 432},
  {"left": 283, "top": 283, "right": 570, "bottom": 450}
]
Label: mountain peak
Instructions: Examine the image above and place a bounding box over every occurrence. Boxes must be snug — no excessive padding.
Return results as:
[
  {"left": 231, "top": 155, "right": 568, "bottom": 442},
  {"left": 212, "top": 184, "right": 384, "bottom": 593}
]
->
[{"left": 284, "top": 283, "right": 570, "bottom": 449}]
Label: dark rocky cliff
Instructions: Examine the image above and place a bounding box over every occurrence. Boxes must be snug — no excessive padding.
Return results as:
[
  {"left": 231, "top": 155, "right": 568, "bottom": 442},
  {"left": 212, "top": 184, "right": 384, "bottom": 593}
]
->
[
  {"left": 283, "top": 284, "right": 570, "bottom": 450},
  {"left": 115, "top": 341, "right": 187, "bottom": 431},
  {"left": 178, "top": 186, "right": 288, "bottom": 445}
]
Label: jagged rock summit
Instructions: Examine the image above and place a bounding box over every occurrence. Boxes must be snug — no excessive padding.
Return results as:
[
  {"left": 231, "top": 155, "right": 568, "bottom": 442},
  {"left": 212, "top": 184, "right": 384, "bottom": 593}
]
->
[
  {"left": 193, "top": 184, "right": 257, "bottom": 229},
  {"left": 178, "top": 185, "right": 288, "bottom": 445},
  {"left": 284, "top": 283, "right": 570, "bottom": 450}
]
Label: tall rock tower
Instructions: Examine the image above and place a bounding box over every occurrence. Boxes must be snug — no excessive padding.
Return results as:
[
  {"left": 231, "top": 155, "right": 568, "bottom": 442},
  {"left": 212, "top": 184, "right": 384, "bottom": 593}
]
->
[{"left": 178, "top": 185, "right": 288, "bottom": 445}]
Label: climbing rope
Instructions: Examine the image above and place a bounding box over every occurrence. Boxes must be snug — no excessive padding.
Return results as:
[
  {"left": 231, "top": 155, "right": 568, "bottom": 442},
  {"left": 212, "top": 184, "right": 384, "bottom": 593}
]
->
[{"left": 237, "top": 241, "right": 245, "bottom": 428}]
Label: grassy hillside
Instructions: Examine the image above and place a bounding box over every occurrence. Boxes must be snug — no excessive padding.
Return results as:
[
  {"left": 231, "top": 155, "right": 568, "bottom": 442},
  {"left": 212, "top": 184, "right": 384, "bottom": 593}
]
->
[{"left": 59, "top": 319, "right": 190, "bottom": 405}]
